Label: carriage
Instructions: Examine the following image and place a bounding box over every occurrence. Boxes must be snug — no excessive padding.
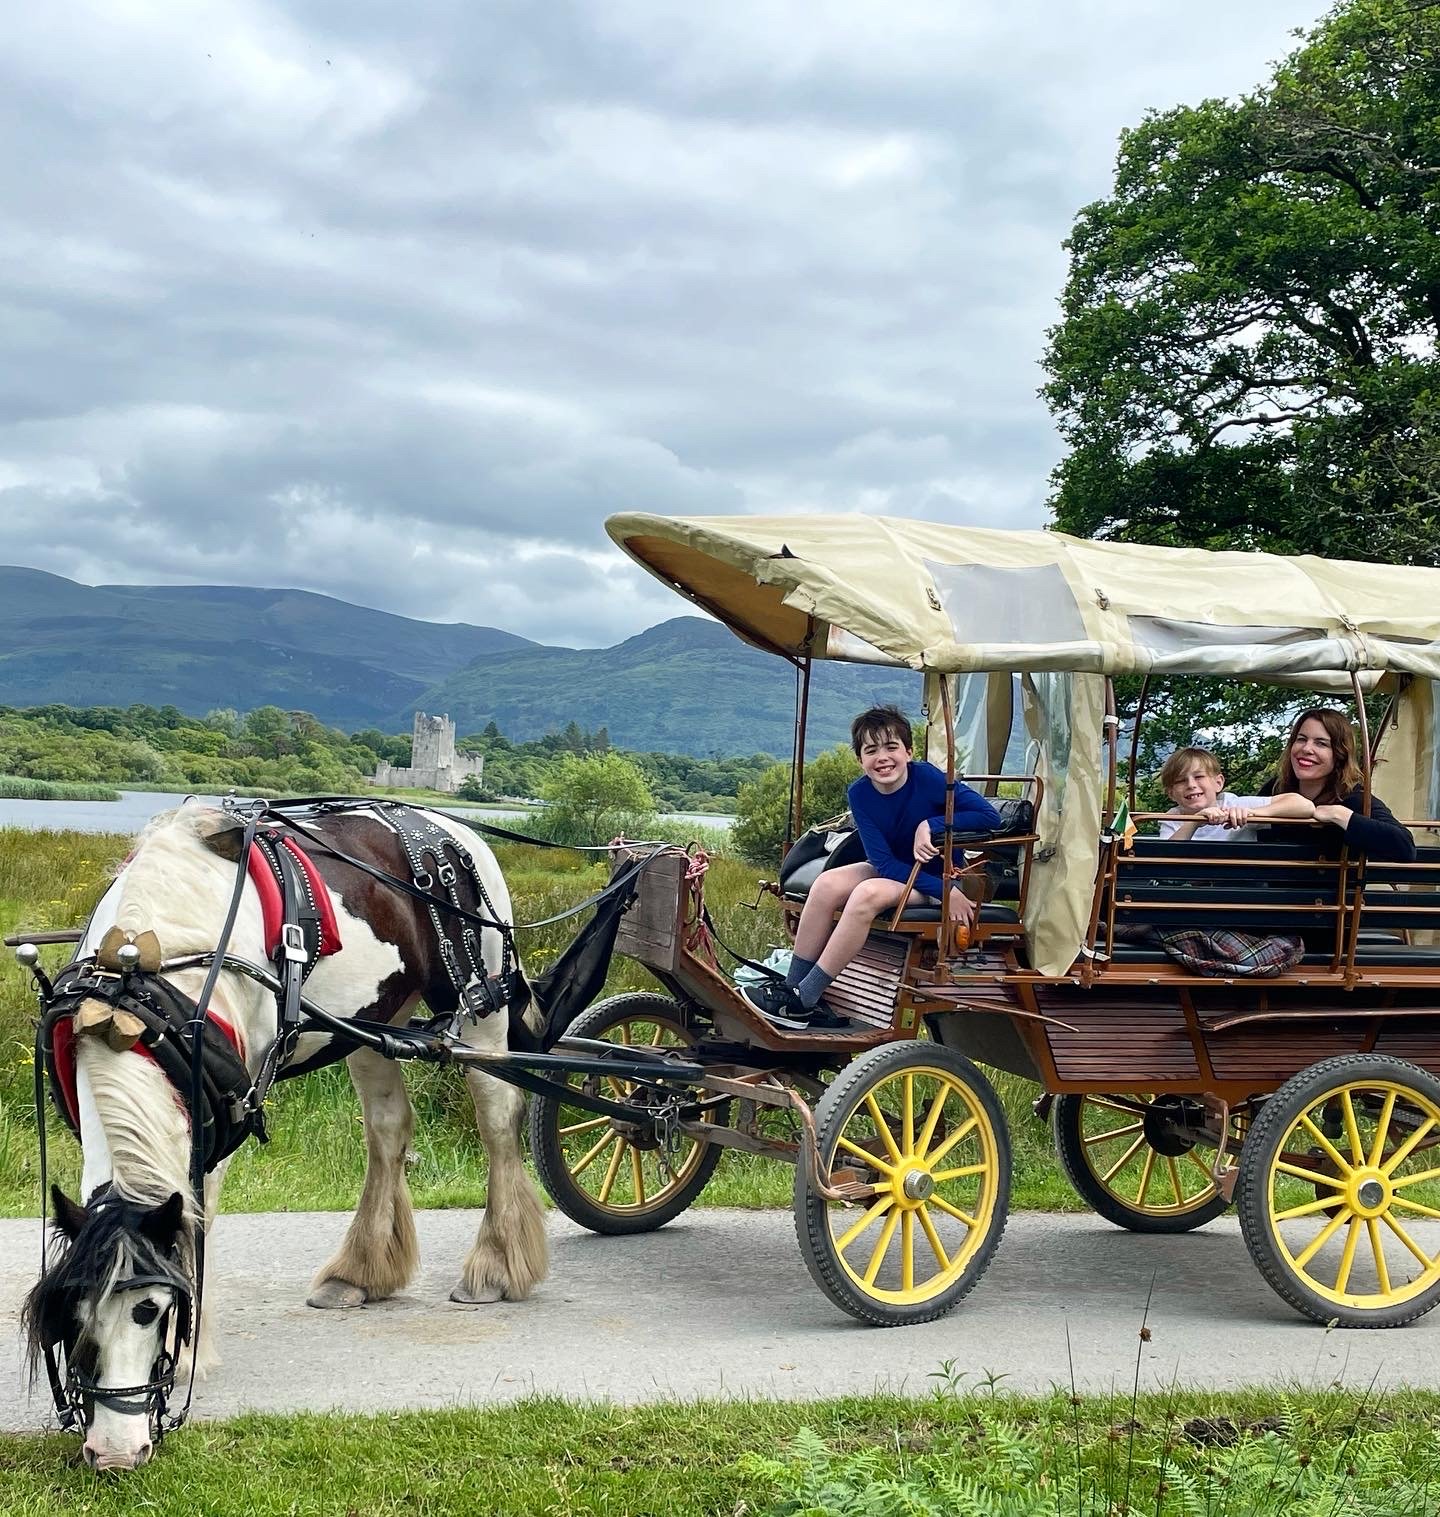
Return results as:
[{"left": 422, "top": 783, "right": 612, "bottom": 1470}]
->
[{"left": 15, "top": 512, "right": 1440, "bottom": 1465}]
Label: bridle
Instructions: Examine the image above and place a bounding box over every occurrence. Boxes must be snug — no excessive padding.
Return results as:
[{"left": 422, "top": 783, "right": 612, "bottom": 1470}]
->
[{"left": 54, "top": 1274, "right": 192, "bottom": 1439}]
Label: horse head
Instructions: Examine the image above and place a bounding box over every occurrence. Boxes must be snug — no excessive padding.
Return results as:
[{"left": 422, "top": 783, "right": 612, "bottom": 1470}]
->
[{"left": 23, "top": 1185, "right": 193, "bottom": 1470}]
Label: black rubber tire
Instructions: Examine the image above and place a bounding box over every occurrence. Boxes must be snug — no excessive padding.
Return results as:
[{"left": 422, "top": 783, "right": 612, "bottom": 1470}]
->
[
  {"left": 1051, "top": 1093, "right": 1229, "bottom": 1234},
  {"left": 1235, "top": 1053, "right": 1440, "bottom": 1328},
  {"left": 794, "top": 1040, "right": 1011, "bottom": 1327},
  {"left": 528, "top": 992, "right": 726, "bottom": 1236}
]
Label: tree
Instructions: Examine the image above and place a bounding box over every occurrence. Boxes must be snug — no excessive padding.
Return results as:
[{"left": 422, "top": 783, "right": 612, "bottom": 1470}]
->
[
  {"left": 1045, "top": 0, "right": 1440, "bottom": 562},
  {"left": 538, "top": 752, "right": 654, "bottom": 845},
  {"left": 731, "top": 745, "right": 860, "bottom": 869},
  {"left": 1043, "top": 0, "right": 1440, "bottom": 769}
]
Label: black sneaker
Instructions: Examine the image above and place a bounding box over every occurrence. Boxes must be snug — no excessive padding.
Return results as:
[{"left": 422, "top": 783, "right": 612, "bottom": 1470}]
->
[
  {"left": 805, "top": 1003, "right": 855, "bottom": 1031},
  {"left": 739, "top": 977, "right": 811, "bottom": 1029}
]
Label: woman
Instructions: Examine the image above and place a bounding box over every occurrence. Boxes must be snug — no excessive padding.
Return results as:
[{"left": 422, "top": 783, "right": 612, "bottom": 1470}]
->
[{"left": 1264, "top": 707, "right": 1415, "bottom": 862}]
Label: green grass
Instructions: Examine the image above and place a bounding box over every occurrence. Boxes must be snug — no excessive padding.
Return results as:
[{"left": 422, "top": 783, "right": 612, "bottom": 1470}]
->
[
  {"left": 0, "top": 828, "right": 1079, "bottom": 1217},
  {"left": 0, "top": 776, "right": 120, "bottom": 801},
  {"left": 1, "top": 1388, "right": 1437, "bottom": 1514}
]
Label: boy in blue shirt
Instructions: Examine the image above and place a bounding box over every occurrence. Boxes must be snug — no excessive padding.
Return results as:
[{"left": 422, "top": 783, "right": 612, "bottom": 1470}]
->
[{"left": 742, "top": 705, "right": 1002, "bottom": 1029}]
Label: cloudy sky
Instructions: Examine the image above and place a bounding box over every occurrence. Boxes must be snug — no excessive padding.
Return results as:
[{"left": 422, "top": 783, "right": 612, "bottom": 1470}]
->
[{"left": 4, "top": 0, "right": 1324, "bottom": 647}]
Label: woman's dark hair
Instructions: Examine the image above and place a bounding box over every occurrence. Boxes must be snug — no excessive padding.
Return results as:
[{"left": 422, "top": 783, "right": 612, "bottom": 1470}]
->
[
  {"left": 851, "top": 705, "right": 913, "bottom": 757},
  {"left": 1275, "top": 707, "right": 1362, "bottom": 804}
]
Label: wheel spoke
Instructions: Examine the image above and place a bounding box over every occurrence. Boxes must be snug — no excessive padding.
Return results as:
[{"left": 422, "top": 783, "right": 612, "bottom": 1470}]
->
[
  {"left": 1368, "top": 1090, "right": 1398, "bottom": 1169},
  {"left": 1382, "top": 1117, "right": 1437, "bottom": 1175},
  {"left": 572, "top": 1129, "right": 618, "bottom": 1178},
  {"left": 1099, "top": 1133, "right": 1146, "bottom": 1185},
  {"left": 902, "top": 1074, "right": 915, "bottom": 1157},
  {"left": 1381, "top": 1210, "right": 1437, "bottom": 1270},
  {"left": 1276, "top": 1160, "right": 1347, "bottom": 1190},
  {"left": 865, "top": 1093, "right": 904, "bottom": 1164},
  {"left": 1274, "top": 1193, "right": 1348, "bottom": 1222},
  {"left": 1087, "top": 1096, "right": 1149, "bottom": 1116},
  {"left": 1299, "top": 1113, "right": 1353, "bottom": 1176},
  {"left": 1334, "top": 1217, "right": 1361, "bottom": 1295},
  {"left": 915, "top": 1086, "right": 948, "bottom": 1158},
  {"left": 925, "top": 1113, "right": 978, "bottom": 1169},
  {"left": 835, "top": 1194, "right": 895, "bottom": 1252},
  {"left": 1136, "top": 1147, "right": 1157, "bottom": 1208},
  {"left": 929, "top": 1194, "right": 978, "bottom": 1228},
  {"left": 1187, "top": 1150, "right": 1217, "bottom": 1184},
  {"left": 1167, "top": 1155, "right": 1184, "bottom": 1207},
  {"left": 901, "top": 1211, "right": 914, "bottom": 1292},
  {"left": 931, "top": 1162, "right": 988, "bottom": 1183},
  {"left": 650, "top": 1024, "right": 665, "bottom": 1046},
  {"left": 1388, "top": 1165, "right": 1440, "bottom": 1191},
  {"left": 559, "top": 1114, "right": 611, "bottom": 1137},
  {"left": 617, "top": 1023, "right": 630, "bottom": 1046},
  {"left": 630, "top": 1145, "right": 646, "bottom": 1205},
  {"left": 837, "top": 1135, "right": 895, "bottom": 1175},
  {"left": 1367, "top": 1218, "right": 1392, "bottom": 1296},
  {"left": 1390, "top": 1194, "right": 1440, "bottom": 1221},
  {"left": 862, "top": 1209, "right": 901, "bottom": 1285},
  {"left": 1081, "top": 1121, "right": 1144, "bottom": 1147},
  {"left": 917, "top": 1204, "right": 950, "bottom": 1270},
  {"left": 1340, "top": 1092, "right": 1366, "bottom": 1169},
  {"left": 1293, "top": 1206, "right": 1351, "bottom": 1270},
  {"left": 597, "top": 1140, "right": 626, "bottom": 1204}
]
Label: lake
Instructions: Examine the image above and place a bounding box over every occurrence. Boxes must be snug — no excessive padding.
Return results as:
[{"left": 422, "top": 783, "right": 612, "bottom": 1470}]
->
[{"left": 0, "top": 791, "right": 733, "bottom": 836}]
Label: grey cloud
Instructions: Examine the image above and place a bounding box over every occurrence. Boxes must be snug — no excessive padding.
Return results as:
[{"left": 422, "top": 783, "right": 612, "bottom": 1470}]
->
[{"left": 1, "top": 0, "right": 1323, "bottom": 645}]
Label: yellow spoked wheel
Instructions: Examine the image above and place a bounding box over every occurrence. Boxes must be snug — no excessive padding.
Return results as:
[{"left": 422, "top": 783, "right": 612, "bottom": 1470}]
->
[
  {"left": 1052, "top": 1093, "right": 1228, "bottom": 1233},
  {"left": 1236, "top": 1054, "right": 1440, "bottom": 1327},
  {"left": 528, "top": 993, "right": 728, "bottom": 1235},
  {"left": 794, "top": 1041, "right": 1010, "bottom": 1326}
]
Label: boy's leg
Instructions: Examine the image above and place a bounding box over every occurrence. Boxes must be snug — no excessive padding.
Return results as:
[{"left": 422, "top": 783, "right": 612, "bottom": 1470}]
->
[
  {"left": 809, "top": 876, "right": 910, "bottom": 983},
  {"left": 791, "top": 863, "right": 876, "bottom": 966}
]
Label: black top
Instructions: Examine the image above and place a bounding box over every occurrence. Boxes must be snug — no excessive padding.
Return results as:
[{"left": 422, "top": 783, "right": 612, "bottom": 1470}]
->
[{"left": 1260, "top": 782, "right": 1416, "bottom": 862}]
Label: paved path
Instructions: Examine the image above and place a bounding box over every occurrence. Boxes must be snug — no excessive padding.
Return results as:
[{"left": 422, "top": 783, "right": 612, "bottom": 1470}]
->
[{"left": 3, "top": 1209, "right": 1435, "bottom": 1430}]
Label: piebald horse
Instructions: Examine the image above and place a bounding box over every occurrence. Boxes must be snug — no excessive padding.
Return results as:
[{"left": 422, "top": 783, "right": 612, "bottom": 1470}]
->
[{"left": 22, "top": 801, "right": 548, "bottom": 1470}]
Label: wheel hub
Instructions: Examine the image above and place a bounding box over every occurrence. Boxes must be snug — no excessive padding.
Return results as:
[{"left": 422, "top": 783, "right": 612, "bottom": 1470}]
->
[
  {"left": 1347, "top": 1170, "right": 1391, "bottom": 1218},
  {"left": 899, "top": 1168, "right": 934, "bottom": 1204},
  {"left": 1142, "top": 1096, "right": 1207, "bottom": 1158}
]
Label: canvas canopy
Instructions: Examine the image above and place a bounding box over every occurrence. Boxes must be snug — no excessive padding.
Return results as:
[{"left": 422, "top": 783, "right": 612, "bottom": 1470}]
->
[{"left": 606, "top": 513, "right": 1440, "bottom": 681}]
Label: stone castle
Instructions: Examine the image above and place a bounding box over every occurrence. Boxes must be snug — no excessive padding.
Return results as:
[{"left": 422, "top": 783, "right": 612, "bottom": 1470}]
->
[{"left": 370, "top": 712, "right": 484, "bottom": 794}]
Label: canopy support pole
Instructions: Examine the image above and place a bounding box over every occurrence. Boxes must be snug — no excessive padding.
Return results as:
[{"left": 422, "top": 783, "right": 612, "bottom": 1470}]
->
[
  {"left": 1352, "top": 670, "right": 1373, "bottom": 815},
  {"left": 783, "top": 644, "right": 813, "bottom": 858},
  {"left": 1126, "top": 675, "right": 1150, "bottom": 812}
]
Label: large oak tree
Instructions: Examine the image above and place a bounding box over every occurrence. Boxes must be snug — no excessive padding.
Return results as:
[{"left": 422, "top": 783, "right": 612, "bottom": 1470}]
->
[{"left": 1043, "top": 0, "right": 1440, "bottom": 791}]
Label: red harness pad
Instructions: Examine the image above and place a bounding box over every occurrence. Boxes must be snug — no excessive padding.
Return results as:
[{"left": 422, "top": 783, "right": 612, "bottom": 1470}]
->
[{"left": 246, "top": 837, "right": 343, "bottom": 960}]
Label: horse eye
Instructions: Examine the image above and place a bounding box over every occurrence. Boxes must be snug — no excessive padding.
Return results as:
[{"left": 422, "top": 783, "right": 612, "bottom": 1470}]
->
[{"left": 131, "top": 1300, "right": 161, "bottom": 1327}]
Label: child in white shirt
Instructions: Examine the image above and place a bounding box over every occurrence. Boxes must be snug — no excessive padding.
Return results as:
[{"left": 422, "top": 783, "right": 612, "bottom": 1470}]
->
[{"left": 1158, "top": 747, "right": 1314, "bottom": 841}]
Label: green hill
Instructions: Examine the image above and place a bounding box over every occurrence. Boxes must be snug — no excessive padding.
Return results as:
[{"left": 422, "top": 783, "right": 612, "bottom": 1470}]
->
[{"left": 0, "top": 568, "right": 915, "bottom": 755}]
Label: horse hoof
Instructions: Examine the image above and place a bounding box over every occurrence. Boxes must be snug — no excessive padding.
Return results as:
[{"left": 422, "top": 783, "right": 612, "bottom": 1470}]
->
[
  {"left": 307, "top": 1280, "right": 368, "bottom": 1310},
  {"left": 450, "top": 1281, "right": 504, "bottom": 1304}
]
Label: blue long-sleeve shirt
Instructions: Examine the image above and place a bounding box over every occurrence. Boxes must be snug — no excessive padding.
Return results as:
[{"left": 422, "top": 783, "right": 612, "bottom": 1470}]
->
[{"left": 847, "top": 761, "right": 1002, "bottom": 891}]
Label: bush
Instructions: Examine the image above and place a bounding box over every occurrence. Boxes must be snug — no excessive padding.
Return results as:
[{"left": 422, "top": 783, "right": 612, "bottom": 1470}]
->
[
  {"left": 731, "top": 745, "right": 859, "bottom": 868},
  {"left": 536, "top": 751, "right": 655, "bottom": 847}
]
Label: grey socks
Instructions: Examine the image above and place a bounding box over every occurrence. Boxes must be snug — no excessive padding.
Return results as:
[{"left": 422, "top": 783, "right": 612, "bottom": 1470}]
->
[
  {"left": 796, "top": 964, "right": 835, "bottom": 1009},
  {"left": 786, "top": 954, "right": 816, "bottom": 987}
]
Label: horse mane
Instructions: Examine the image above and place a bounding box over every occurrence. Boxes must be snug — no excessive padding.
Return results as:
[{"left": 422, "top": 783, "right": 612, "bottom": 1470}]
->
[{"left": 20, "top": 1192, "right": 192, "bottom": 1382}]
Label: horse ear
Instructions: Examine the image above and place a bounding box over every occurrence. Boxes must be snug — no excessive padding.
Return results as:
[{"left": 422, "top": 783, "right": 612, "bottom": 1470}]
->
[
  {"left": 195, "top": 810, "right": 247, "bottom": 861},
  {"left": 139, "top": 1192, "right": 186, "bottom": 1249},
  {"left": 51, "top": 1186, "right": 87, "bottom": 1240}
]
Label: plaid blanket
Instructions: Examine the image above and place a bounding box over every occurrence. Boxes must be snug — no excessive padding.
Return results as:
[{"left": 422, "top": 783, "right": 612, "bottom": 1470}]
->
[{"left": 1156, "top": 928, "right": 1305, "bottom": 978}]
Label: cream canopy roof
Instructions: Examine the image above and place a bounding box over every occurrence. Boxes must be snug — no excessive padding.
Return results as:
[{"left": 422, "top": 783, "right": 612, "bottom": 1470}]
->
[{"left": 606, "top": 512, "right": 1440, "bottom": 680}]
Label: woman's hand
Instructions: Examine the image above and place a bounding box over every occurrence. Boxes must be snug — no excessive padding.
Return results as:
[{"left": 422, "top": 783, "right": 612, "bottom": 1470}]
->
[
  {"left": 914, "top": 820, "right": 938, "bottom": 862},
  {"left": 1314, "top": 803, "right": 1354, "bottom": 830}
]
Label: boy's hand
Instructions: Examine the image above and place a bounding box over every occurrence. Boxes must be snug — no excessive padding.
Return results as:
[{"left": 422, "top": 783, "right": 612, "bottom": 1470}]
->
[
  {"left": 947, "top": 888, "right": 977, "bottom": 928},
  {"left": 913, "top": 820, "right": 938, "bottom": 862}
]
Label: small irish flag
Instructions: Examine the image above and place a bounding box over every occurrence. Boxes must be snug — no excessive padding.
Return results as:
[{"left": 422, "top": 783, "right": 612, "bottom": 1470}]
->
[{"left": 1110, "top": 798, "right": 1137, "bottom": 852}]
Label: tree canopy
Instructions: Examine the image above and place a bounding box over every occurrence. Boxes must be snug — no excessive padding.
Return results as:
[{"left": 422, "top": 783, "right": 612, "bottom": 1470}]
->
[
  {"left": 1045, "top": 0, "right": 1440, "bottom": 564},
  {"left": 1044, "top": 0, "right": 1440, "bottom": 781}
]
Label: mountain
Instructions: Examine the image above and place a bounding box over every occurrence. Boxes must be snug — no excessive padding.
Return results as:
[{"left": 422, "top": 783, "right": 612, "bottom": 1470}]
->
[
  {"left": 0, "top": 568, "right": 534, "bottom": 729},
  {"left": 410, "top": 616, "right": 913, "bottom": 756},
  {"left": 0, "top": 567, "right": 915, "bottom": 755}
]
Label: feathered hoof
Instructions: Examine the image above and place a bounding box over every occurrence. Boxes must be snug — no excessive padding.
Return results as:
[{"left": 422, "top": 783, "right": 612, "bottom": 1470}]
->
[
  {"left": 306, "top": 1279, "right": 369, "bottom": 1310},
  {"left": 449, "top": 1280, "right": 505, "bottom": 1304}
]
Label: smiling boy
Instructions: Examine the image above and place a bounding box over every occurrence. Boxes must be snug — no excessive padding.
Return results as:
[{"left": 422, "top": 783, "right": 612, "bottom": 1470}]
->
[
  {"left": 742, "top": 705, "right": 1001, "bottom": 1029},
  {"left": 1159, "top": 747, "right": 1313, "bottom": 842}
]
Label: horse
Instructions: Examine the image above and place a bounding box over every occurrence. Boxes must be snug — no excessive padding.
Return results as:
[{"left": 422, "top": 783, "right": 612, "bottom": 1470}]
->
[{"left": 21, "top": 799, "right": 549, "bottom": 1470}]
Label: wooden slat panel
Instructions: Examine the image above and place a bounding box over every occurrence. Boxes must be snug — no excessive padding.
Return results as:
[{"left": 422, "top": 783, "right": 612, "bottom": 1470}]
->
[
  {"left": 1040, "top": 994, "right": 1200, "bottom": 1082},
  {"left": 613, "top": 850, "right": 684, "bottom": 972},
  {"left": 826, "top": 932, "right": 911, "bottom": 1030},
  {"left": 1207, "top": 1029, "right": 1360, "bottom": 1081}
]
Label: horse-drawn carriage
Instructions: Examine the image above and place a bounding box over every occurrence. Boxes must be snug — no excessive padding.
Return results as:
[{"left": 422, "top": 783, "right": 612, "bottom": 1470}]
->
[{"left": 14, "top": 512, "right": 1440, "bottom": 1465}]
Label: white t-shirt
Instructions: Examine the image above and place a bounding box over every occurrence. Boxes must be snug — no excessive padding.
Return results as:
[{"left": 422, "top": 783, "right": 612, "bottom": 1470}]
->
[{"left": 1158, "top": 792, "right": 1271, "bottom": 843}]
